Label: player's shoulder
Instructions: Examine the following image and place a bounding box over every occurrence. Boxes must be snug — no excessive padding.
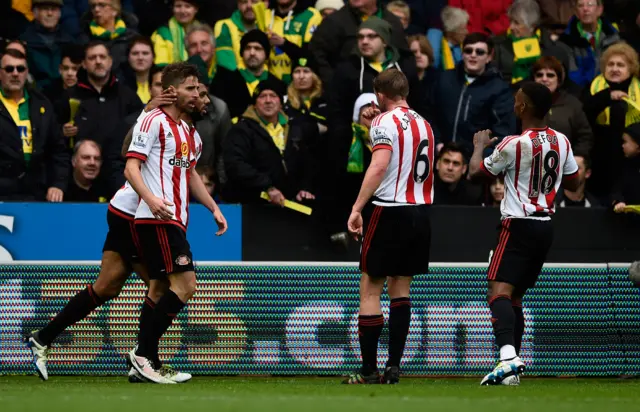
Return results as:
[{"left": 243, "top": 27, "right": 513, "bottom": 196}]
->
[
  {"left": 138, "top": 108, "right": 165, "bottom": 132},
  {"left": 548, "top": 127, "right": 571, "bottom": 147},
  {"left": 496, "top": 134, "right": 523, "bottom": 152}
]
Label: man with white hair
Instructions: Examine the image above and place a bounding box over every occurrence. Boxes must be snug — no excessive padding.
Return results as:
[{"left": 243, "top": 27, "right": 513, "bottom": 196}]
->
[
  {"left": 427, "top": 6, "right": 468, "bottom": 70},
  {"left": 186, "top": 23, "right": 217, "bottom": 83},
  {"left": 65, "top": 140, "right": 105, "bottom": 202},
  {"left": 493, "top": 0, "right": 573, "bottom": 86}
]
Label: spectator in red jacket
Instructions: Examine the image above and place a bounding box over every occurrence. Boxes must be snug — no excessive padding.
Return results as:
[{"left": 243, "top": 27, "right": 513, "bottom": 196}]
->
[{"left": 448, "top": 0, "right": 512, "bottom": 36}]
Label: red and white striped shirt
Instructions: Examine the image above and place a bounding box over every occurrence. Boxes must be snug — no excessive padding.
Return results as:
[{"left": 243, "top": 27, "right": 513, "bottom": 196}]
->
[
  {"left": 481, "top": 127, "right": 579, "bottom": 220},
  {"left": 369, "top": 107, "right": 435, "bottom": 206},
  {"left": 126, "top": 108, "right": 203, "bottom": 230}
]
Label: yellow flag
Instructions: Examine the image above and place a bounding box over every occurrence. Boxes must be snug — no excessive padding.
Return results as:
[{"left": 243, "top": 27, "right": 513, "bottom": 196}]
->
[{"left": 512, "top": 38, "right": 541, "bottom": 61}]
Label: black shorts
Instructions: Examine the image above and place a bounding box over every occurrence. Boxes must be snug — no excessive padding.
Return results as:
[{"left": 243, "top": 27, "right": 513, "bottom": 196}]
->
[
  {"left": 102, "top": 209, "right": 141, "bottom": 267},
  {"left": 136, "top": 223, "right": 194, "bottom": 279},
  {"left": 359, "top": 203, "right": 431, "bottom": 278},
  {"left": 488, "top": 218, "right": 554, "bottom": 290}
]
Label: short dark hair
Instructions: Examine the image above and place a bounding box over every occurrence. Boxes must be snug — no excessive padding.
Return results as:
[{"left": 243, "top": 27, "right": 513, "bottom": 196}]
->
[
  {"left": 575, "top": 153, "right": 591, "bottom": 170},
  {"left": 61, "top": 44, "right": 84, "bottom": 65},
  {"left": 148, "top": 64, "right": 163, "bottom": 88},
  {"left": 161, "top": 62, "right": 200, "bottom": 89},
  {"left": 463, "top": 32, "right": 494, "bottom": 54},
  {"left": 127, "top": 35, "right": 154, "bottom": 57},
  {"left": 438, "top": 142, "right": 468, "bottom": 163},
  {"left": 373, "top": 68, "right": 409, "bottom": 99},
  {"left": 2, "top": 48, "right": 27, "bottom": 61},
  {"left": 520, "top": 81, "right": 553, "bottom": 119},
  {"left": 84, "top": 40, "right": 111, "bottom": 58}
]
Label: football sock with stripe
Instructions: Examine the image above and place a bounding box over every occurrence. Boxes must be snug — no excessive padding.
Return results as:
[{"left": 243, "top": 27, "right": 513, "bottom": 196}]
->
[
  {"left": 387, "top": 298, "right": 411, "bottom": 368},
  {"left": 358, "top": 314, "right": 384, "bottom": 375},
  {"left": 148, "top": 290, "right": 185, "bottom": 366},
  {"left": 512, "top": 300, "right": 525, "bottom": 355},
  {"left": 135, "top": 296, "right": 157, "bottom": 362},
  {"left": 489, "top": 294, "right": 516, "bottom": 360},
  {"left": 38, "top": 285, "right": 103, "bottom": 346}
]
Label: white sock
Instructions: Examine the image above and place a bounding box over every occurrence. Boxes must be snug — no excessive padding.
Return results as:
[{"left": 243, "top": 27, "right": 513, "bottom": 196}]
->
[{"left": 500, "top": 344, "right": 517, "bottom": 361}]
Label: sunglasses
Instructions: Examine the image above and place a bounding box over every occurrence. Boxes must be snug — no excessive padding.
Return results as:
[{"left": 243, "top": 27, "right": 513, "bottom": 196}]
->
[
  {"left": 2, "top": 65, "right": 27, "bottom": 73},
  {"left": 535, "top": 72, "right": 557, "bottom": 79},
  {"left": 463, "top": 47, "right": 488, "bottom": 56}
]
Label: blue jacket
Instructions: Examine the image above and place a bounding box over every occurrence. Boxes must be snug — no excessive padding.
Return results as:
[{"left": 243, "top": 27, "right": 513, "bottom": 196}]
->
[
  {"left": 426, "top": 29, "right": 463, "bottom": 70},
  {"left": 429, "top": 62, "right": 516, "bottom": 155},
  {"left": 559, "top": 16, "right": 620, "bottom": 88},
  {"left": 20, "top": 22, "right": 75, "bottom": 92}
]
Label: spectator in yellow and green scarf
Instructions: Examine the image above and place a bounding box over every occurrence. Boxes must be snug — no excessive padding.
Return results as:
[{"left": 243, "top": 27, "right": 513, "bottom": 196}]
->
[
  {"left": 82, "top": 0, "right": 138, "bottom": 73},
  {"left": 493, "top": 0, "right": 573, "bottom": 87},
  {"left": 427, "top": 6, "right": 468, "bottom": 71},
  {"left": 152, "top": 0, "right": 200, "bottom": 66}
]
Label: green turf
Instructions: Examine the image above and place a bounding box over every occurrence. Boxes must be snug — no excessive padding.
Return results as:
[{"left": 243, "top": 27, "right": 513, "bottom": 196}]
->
[{"left": 2, "top": 376, "right": 640, "bottom": 412}]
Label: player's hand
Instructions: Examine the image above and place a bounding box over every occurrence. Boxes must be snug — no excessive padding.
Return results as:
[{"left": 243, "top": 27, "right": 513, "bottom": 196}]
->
[
  {"left": 146, "top": 88, "right": 177, "bottom": 111},
  {"left": 473, "top": 129, "right": 498, "bottom": 148},
  {"left": 62, "top": 122, "right": 78, "bottom": 138},
  {"left": 147, "top": 196, "right": 174, "bottom": 220},
  {"left": 296, "top": 190, "right": 315, "bottom": 202},
  {"left": 267, "top": 30, "right": 285, "bottom": 46},
  {"left": 614, "top": 202, "right": 627, "bottom": 213},
  {"left": 267, "top": 187, "right": 285, "bottom": 207},
  {"left": 360, "top": 102, "right": 381, "bottom": 128},
  {"left": 611, "top": 91, "right": 629, "bottom": 101},
  {"left": 213, "top": 208, "right": 228, "bottom": 236},
  {"left": 46, "top": 187, "right": 64, "bottom": 202},
  {"left": 436, "top": 142, "right": 444, "bottom": 154},
  {"left": 347, "top": 210, "right": 363, "bottom": 241}
]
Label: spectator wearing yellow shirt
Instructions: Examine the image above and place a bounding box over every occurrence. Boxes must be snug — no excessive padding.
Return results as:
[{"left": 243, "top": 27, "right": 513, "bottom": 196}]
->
[
  {"left": 253, "top": 0, "right": 322, "bottom": 84},
  {"left": 214, "top": 0, "right": 260, "bottom": 72},
  {"left": 151, "top": 0, "right": 199, "bottom": 66},
  {"left": 0, "top": 49, "right": 69, "bottom": 201}
]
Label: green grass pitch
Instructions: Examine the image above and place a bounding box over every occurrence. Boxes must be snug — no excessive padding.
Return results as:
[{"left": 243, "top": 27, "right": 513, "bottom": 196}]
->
[{"left": 2, "top": 376, "right": 640, "bottom": 412}]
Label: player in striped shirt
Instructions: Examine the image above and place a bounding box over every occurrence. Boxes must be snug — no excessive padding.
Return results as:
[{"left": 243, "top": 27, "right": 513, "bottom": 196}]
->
[
  {"left": 125, "top": 63, "right": 228, "bottom": 384},
  {"left": 468, "top": 82, "right": 581, "bottom": 386},
  {"left": 345, "top": 69, "right": 435, "bottom": 385}
]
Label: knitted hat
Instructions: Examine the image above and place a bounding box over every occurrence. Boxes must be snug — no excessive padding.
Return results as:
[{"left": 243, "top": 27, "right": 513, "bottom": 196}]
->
[
  {"left": 315, "top": 0, "right": 344, "bottom": 12},
  {"left": 32, "top": 0, "right": 63, "bottom": 7},
  {"left": 241, "top": 29, "right": 271, "bottom": 57},
  {"left": 291, "top": 55, "right": 319, "bottom": 75},
  {"left": 353, "top": 93, "right": 378, "bottom": 123},
  {"left": 624, "top": 123, "right": 640, "bottom": 146},
  {"left": 253, "top": 78, "right": 286, "bottom": 104},
  {"left": 358, "top": 16, "right": 392, "bottom": 46}
]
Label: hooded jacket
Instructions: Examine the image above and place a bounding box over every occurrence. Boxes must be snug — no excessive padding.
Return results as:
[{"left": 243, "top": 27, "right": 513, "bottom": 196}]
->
[
  {"left": 429, "top": 62, "right": 516, "bottom": 156},
  {"left": 309, "top": 2, "right": 409, "bottom": 89},
  {"left": 222, "top": 105, "right": 317, "bottom": 203},
  {"left": 327, "top": 43, "right": 423, "bottom": 175}
]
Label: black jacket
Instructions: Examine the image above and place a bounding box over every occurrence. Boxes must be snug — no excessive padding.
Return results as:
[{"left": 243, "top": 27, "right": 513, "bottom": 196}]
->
[
  {"left": 222, "top": 106, "right": 317, "bottom": 203},
  {"left": 60, "top": 70, "right": 143, "bottom": 196},
  {"left": 309, "top": 4, "right": 409, "bottom": 88},
  {"left": 20, "top": 22, "right": 76, "bottom": 91},
  {"left": 327, "top": 49, "right": 425, "bottom": 174},
  {"left": 433, "top": 174, "right": 483, "bottom": 206},
  {"left": 612, "top": 155, "right": 640, "bottom": 206},
  {"left": 0, "top": 88, "right": 69, "bottom": 200},
  {"left": 209, "top": 67, "right": 286, "bottom": 119},
  {"left": 195, "top": 94, "right": 232, "bottom": 187},
  {"left": 429, "top": 63, "right": 516, "bottom": 156}
]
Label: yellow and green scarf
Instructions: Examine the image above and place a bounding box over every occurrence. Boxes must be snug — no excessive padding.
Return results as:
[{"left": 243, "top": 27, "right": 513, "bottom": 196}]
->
[
  {"left": 441, "top": 37, "right": 456, "bottom": 70},
  {"left": 259, "top": 112, "right": 289, "bottom": 154},
  {"left": 240, "top": 69, "right": 269, "bottom": 96},
  {"left": 168, "top": 17, "right": 188, "bottom": 64},
  {"left": 90, "top": 18, "right": 127, "bottom": 40},
  {"left": 590, "top": 74, "right": 640, "bottom": 126},
  {"left": 510, "top": 29, "right": 541, "bottom": 84},
  {"left": 347, "top": 123, "right": 372, "bottom": 173}
]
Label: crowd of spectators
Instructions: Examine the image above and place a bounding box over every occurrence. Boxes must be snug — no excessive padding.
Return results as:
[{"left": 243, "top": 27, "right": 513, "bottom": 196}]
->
[{"left": 1, "top": 0, "right": 640, "bottom": 243}]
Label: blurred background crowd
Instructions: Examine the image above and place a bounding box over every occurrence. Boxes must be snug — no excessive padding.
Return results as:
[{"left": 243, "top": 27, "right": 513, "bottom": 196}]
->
[{"left": 1, "top": 0, "right": 639, "bottom": 244}]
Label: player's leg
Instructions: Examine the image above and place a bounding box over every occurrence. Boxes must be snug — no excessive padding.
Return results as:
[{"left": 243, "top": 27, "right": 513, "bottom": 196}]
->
[
  {"left": 27, "top": 250, "right": 131, "bottom": 381},
  {"left": 511, "top": 290, "right": 525, "bottom": 356},
  {"left": 343, "top": 272, "right": 386, "bottom": 384},
  {"left": 481, "top": 219, "right": 527, "bottom": 385},
  {"left": 384, "top": 276, "right": 412, "bottom": 384}
]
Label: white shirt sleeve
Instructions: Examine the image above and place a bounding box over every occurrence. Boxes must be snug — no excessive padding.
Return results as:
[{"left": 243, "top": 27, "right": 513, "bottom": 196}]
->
[
  {"left": 370, "top": 123, "right": 395, "bottom": 152},
  {"left": 127, "top": 115, "right": 160, "bottom": 161},
  {"left": 482, "top": 139, "right": 515, "bottom": 176}
]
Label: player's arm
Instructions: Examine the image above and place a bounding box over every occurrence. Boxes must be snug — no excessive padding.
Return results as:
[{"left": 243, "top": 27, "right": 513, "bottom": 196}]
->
[
  {"left": 469, "top": 129, "right": 501, "bottom": 179},
  {"left": 561, "top": 141, "right": 581, "bottom": 192},
  {"left": 188, "top": 168, "right": 228, "bottom": 235}
]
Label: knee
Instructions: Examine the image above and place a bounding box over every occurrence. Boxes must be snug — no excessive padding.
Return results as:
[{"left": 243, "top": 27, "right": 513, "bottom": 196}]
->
[
  {"left": 171, "top": 272, "right": 197, "bottom": 302},
  {"left": 92, "top": 281, "right": 122, "bottom": 301},
  {"left": 487, "top": 283, "right": 512, "bottom": 303}
]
